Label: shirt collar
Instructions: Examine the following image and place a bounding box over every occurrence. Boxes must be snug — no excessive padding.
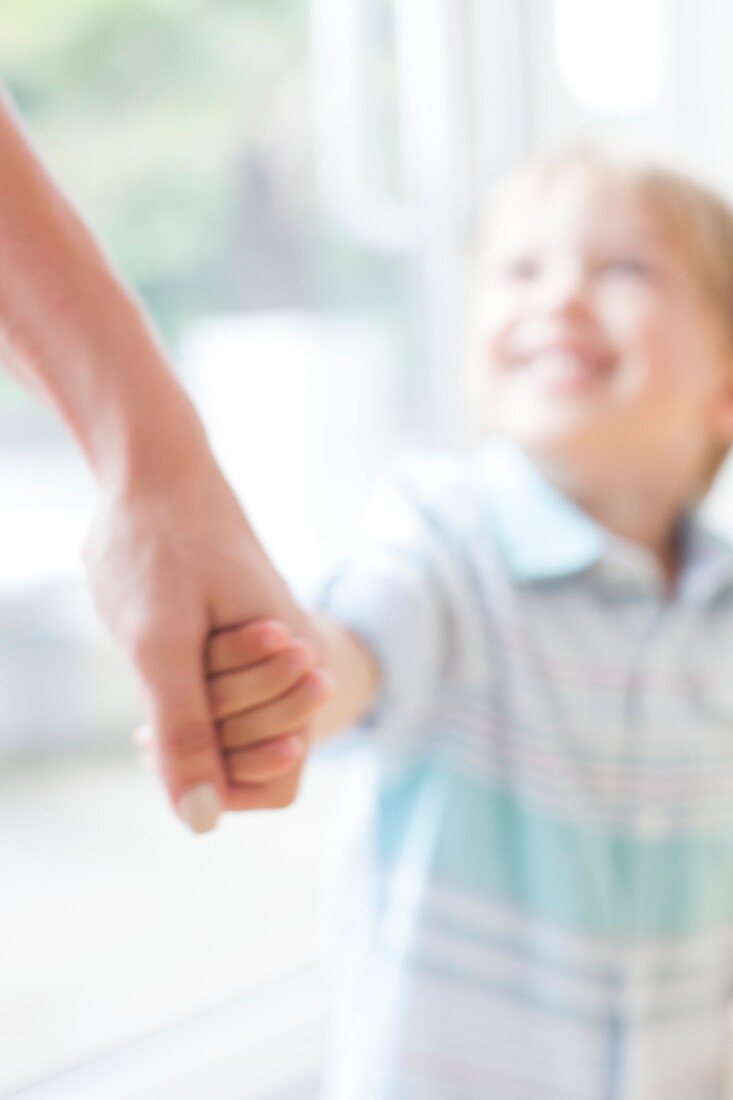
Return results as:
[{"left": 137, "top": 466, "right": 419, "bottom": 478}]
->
[
  {"left": 469, "top": 435, "right": 733, "bottom": 604},
  {"left": 469, "top": 436, "right": 606, "bottom": 581},
  {"left": 674, "top": 517, "right": 733, "bottom": 606}
]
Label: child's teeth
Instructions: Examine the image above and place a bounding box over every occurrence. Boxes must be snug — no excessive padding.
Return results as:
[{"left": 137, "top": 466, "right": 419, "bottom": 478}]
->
[{"left": 531, "top": 352, "right": 595, "bottom": 374}]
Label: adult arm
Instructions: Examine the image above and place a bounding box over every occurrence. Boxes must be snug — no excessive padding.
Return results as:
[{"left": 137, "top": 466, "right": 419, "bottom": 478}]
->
[{"left": 0, "top": 84, "right": 322, "bottom": 832}]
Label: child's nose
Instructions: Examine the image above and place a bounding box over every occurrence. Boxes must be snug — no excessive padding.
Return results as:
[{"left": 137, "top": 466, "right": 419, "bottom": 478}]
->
[{"left": 541, "top": 261, "right": 594, "bottom": 315}]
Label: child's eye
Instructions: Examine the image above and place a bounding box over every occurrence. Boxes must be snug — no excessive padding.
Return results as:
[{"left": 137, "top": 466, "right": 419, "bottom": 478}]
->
[
  {"left": 499, "top": 256, "right": 541, "bottom": 281},
  {"left": 600, "top": 257, "right": 652, "bottom": 277}
]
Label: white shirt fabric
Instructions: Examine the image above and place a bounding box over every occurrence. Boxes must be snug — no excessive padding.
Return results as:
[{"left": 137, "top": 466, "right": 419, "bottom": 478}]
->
[{"left": 310, "top": 436, "right": 733, "bottom": 1099}]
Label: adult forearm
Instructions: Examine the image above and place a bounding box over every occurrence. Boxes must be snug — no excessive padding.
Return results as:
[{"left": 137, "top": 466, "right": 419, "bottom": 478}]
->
[{"left": 0, "top": 84, "right": 203, "bottom": 491}]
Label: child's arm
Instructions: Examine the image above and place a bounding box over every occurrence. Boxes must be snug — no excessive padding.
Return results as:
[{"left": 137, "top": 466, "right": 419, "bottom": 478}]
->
[{"left": 305, "top": 610, "right": 381, "bottom": 744}]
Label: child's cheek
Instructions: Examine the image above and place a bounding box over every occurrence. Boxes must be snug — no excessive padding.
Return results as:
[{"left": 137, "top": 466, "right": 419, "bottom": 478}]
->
[{"left": 601, "top": 297, "right": 660, "bottom": 376}]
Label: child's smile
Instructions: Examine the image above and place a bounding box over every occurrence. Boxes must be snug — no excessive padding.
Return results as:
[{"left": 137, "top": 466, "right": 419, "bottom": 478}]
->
[{"left": 503, "top": 327, "right": 618, "bottom": 398}]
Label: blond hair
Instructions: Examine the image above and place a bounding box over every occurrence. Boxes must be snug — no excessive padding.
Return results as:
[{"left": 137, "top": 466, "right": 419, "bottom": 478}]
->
[{"left": 464, "top": 141, "right": 733, "bottom": 489}]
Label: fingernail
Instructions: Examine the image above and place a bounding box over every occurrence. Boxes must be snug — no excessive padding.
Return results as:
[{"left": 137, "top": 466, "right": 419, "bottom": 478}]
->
[
  {"left": 276, "top": 734, "right": 304, "bottom": 758},
  {"left": 262, "top": 623, "right": 289, "bottom": 650},
  {"left": 177, "top": 783, "right": 221, "bottom": 834}
]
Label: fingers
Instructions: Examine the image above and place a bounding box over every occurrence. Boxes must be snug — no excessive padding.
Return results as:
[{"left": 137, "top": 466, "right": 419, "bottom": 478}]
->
[
  {"left": 132, "top": 627, "right": 329, "bottom": 819},
  {"left": 218, "top": 671, "right": 331, "bottom": 751},
  {"left": 133, "top": 723, "right": 155, "bottom": 772},
  {"left": 205, "top": 621, "right": 332, "bottom": 801},
  {"left": 137, "top": 620, "right": 328, "bottom": 822},
  {"left": 207, "top": 619, "right": 292, "bottom": 676},
  {"left": 208, "top": 640, "right": 320, "bottom": 720},
  {"left": 223, "top": 765, "right": 305, "bottom": 812},
  {"left": 134, "top": 722, "right": 307, "bottom": 781},
  {"left": 224, "top": 731, "right": 306, "bottom": 783}
]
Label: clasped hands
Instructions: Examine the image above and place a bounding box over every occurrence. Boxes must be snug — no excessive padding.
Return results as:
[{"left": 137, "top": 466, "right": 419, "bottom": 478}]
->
[{"left": 135, "top": 618, "right": 333, "bottom": 807}]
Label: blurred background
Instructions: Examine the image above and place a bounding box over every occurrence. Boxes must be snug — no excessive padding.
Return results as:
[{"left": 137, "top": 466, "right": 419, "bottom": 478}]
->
[{"left": 4, "top": 1, "right": 733, "bottom": 1097}]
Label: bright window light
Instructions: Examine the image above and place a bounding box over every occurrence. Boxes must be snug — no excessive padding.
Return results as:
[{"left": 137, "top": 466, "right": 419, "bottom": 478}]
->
[{"left": 553, "top": 0, "right": 666, "bottom": 115}]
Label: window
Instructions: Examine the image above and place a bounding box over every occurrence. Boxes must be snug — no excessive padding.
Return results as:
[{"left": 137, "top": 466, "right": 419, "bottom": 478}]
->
[
  {"left": 0, "top": 2, "right": 405, "bottom": 1094},
  {"left": 553, "top": 0, "right": 667, "bottom": 116}
]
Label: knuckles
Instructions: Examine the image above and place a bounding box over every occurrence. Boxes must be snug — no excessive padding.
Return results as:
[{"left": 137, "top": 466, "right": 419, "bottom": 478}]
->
[
  {"left": 260, "top": 773, "right": 301, "bottom": 808},
  {"left": 208, "top": 653, "right": 318, "bottom": 721},
  {"left": 223, "top": 763, "right": 303, "bottom": 810}
]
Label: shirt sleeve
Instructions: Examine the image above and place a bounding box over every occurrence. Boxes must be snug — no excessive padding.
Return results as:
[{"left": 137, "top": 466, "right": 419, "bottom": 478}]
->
[{"left": 308, "top": 459, "right": 451, "bottom": 773}]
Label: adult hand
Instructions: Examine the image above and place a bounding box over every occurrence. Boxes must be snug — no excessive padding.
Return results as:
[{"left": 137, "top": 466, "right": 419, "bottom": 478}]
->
[{"left": 81, "top": 442, "right": 323, "bottom": 834}]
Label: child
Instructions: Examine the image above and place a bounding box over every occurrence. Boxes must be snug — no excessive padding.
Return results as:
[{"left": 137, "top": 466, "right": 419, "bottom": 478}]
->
[{"left": 204, "top": 144, "right": 733, "bottom": 1098}]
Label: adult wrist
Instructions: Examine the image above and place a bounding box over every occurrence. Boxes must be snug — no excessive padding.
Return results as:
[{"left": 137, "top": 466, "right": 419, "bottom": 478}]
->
[
  {"left": 65, "top": 293, "right": 213, "bottom": 498},
  {"left": 92, "top": 371, "right": 214, "bottom": 499}
]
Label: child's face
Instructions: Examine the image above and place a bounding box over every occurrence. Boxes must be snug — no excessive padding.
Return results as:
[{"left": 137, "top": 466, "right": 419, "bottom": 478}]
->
[{"left": 471, "top": 169, "right": 733, "bottom": 484}]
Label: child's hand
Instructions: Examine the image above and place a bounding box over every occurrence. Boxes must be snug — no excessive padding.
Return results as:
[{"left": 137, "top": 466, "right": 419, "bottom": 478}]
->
[
  {"left": 135, "top": 619, "right": 333, "bottom": 806},
  {"left": 206, "top": 619, "right": 333, "bottom": 787}
]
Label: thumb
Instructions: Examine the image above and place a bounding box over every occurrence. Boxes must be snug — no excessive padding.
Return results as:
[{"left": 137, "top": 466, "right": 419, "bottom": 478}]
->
[{"left": 140, "top": 640, "right": 227, "bottom": 835}]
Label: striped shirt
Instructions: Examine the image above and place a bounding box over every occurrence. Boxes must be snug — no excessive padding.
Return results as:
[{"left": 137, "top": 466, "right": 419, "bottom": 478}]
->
[{"left": 311, "top": 434, "right": 733, "bottom": 1100}]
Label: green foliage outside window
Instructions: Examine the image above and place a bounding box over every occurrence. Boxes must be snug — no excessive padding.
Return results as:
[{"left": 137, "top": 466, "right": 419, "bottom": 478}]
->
[
  {"left": 0, "top": 0, "right": 412, "bottom": 433},
  {"left": 0, "top": 0, "right": 306, "bottom": 343}
]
